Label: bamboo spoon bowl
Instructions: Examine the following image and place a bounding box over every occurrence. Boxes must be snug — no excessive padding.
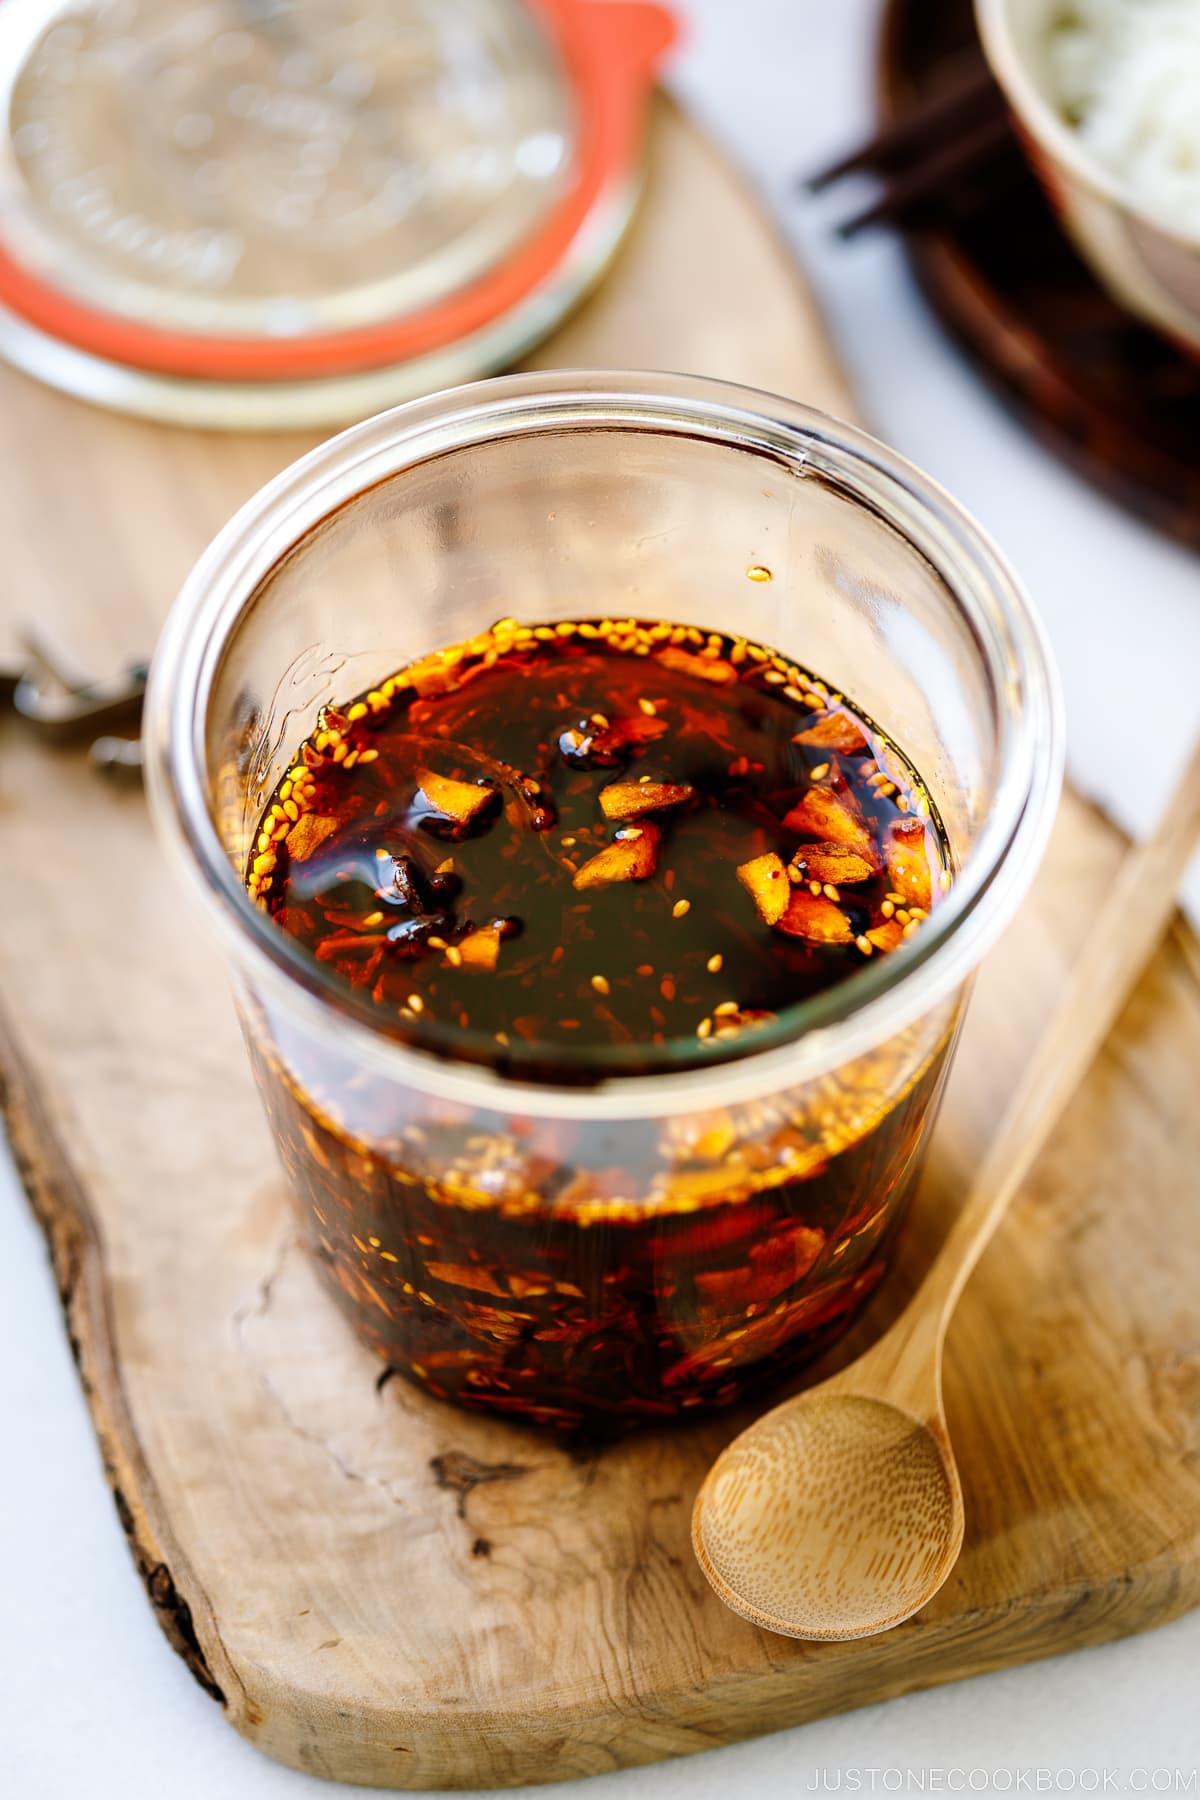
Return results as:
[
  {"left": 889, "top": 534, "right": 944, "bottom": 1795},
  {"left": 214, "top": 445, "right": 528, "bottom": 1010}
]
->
[{"left": 694, "top": 736, "right": 1200, "bottom": 1642}]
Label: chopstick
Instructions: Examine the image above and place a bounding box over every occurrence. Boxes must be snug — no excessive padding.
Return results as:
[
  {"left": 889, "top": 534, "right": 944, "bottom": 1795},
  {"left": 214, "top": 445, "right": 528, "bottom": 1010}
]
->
[
  {"left": 837, "top": 112, "right": 1012, "bottom": 238},
  {"left": 804, "top": 53, "right": 1014, "bottom": 238}
]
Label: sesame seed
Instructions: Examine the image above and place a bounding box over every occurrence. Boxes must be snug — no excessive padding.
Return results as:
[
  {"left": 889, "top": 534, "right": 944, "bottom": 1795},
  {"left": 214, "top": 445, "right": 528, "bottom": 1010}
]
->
[
  {"left": 407, "top": 994, "right": 425, "bottom": 1013},
  {"left": 809, "top": 880, "right": 823, "bottom": 897},
  {"left": 363, "top": 911, "right": 384, "bottom": 927},
  {"left": 745, "top": 565, "right": 772, "bottom": 582},
  {"left": 706, "top": 953, "right": 723, "bottom": 973},
  {"left": 881, "top": 901, "right": 895, "bottom": 919},
  {"left": 810, "top": 762, "right": 829, "bottom": 781},
  {"left": 697, "top": 1018, "right": 713, "bottom": 1039},
  {"left": 638, "top": 698, "right": 657, "bottom": 716},
  {"left": 445, "top": 947, "right": 462, "bottom": 967},
  {"left": 672, "top": 898, "right": 691, "bottom": 918},
  {"left": 823, "top": 884, "right": 840, "bottom": 902},
  {"left": 637, "top": 963, "right": 654, "bottom": 977},
  {"left": 714, "top": 1000, "right": 739, "bottom": 1017},
  {"left": 561, "top": 836, "right": 577, "bottom": 848},
  {"left": 660, "top": 977, "right": 676, "bottom": 1001},
  {"left": 591, "top": 974, "right": 611, "bottom": 996}
]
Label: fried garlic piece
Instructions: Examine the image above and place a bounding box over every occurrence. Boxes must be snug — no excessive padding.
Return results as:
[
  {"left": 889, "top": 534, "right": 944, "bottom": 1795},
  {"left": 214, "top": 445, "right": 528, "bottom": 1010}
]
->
[
  {"left": 776, "top": 889, "right": 853, "bottom": 945},
  {"left": 598, "top": 779, "right": 696, "bottom": 822},
  {"left": 782, "top": 783, "right": 873, "bottom": 852},
  {"left": 792, "top": 710, "right": 869, "bottom": 754},
  {"left": 455, "top": 925, "right": 503, "bottom": 971},
  {"left": 654, "top": 644, "right": 738, "bottom": 685},
  {"left": 572, "top": 823, "right": 661, "bottom": 889},
  {"left": 737, "top": 851, "right": 790, "bottom": 926},
  {"left": 884, "top": 818, "right": 934, "bottom": 911},
  {"left": 866, "top": 919, "right": 904, "bottom": 953},
  {"left": 557, "top": 712, "right": 668, "bottom": 769},
  {"left": 790, "top": 840, "right": 878, "bottom": 885},
  {"left": 285, "top": 813, "right": 339, "bottom": 862},
  {"left": 413, "top": 768, "right": 498, "bottom": 836}
]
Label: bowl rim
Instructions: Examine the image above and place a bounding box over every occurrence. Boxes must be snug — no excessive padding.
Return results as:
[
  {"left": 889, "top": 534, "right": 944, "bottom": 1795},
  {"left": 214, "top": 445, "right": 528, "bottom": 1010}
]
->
[
  {"left": 975, "top": 0, "right": 1200, "bottom": 254},
  {"left": 144, "top": 369, "right": 1064, "bottom": 1122}
]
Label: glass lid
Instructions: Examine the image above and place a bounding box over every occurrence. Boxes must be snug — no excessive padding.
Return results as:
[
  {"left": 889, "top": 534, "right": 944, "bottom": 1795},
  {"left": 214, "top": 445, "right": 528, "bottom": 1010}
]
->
[{"left": 0, "top": 0, "right": 576, "bottom": 345}]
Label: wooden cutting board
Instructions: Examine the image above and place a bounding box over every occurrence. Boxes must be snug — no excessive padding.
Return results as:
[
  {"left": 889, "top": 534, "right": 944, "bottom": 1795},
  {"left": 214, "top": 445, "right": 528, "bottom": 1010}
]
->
[{"left": 2, "top": 98, "right": 1199, "bottom": 1791}]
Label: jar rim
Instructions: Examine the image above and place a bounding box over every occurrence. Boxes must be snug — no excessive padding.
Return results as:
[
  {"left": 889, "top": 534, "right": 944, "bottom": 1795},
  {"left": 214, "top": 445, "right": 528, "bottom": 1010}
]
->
[{"left": 144, "top": 370, "right": 1063, "bottom": 1120}]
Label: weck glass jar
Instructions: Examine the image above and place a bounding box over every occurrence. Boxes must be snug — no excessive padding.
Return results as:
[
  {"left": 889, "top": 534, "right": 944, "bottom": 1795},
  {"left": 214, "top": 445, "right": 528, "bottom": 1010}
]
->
[{"left": 145, "top": 372, "right": 1062, "bottom": 1431}]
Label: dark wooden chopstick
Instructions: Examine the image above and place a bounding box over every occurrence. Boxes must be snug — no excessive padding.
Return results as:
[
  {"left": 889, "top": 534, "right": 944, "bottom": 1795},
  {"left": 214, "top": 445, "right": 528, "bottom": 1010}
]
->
[
  {"left": 836, "top": 111, "right": 1012, "bottom": 237},
  {"left": 803, "top": 53, "right": 1015, "bottom": 238},
  {"left": 806, "top": 59, "right": 1002, "bottom": 192}
]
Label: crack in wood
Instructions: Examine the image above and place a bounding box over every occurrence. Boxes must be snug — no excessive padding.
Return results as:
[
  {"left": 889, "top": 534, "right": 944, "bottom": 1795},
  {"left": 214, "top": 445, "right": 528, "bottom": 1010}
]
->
[
  {"left": 430, "top": 1451, "right": 531, "bottom": 1520},
  {"left": 232, "top": 1230, "right": 410, "bottom": 1508}
]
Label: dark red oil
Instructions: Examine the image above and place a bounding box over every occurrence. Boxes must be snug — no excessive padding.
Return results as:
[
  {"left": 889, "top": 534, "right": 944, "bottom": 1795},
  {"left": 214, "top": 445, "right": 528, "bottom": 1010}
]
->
[{"left": 245, "top": 617, "right": 954, "bottom": 1430}]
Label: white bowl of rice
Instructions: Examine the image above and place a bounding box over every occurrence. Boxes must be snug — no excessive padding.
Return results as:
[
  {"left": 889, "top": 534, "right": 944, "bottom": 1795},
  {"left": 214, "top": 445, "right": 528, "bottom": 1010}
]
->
[{"left": 976, "top": 0, "right": 1200, "bottom": 354}]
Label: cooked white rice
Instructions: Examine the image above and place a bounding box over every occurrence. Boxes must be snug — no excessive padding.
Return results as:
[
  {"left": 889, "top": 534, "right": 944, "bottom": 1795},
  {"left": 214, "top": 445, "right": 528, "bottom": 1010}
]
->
[{"left": 1048, "top": 0, "right": 1200, "bottom": 232}]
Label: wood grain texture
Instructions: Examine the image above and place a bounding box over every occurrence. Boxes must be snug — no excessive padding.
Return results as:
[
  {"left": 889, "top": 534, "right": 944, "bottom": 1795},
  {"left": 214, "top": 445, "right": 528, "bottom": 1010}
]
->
[{"left": 1, "top": 98, "right": 1199, "bottom": 1789}]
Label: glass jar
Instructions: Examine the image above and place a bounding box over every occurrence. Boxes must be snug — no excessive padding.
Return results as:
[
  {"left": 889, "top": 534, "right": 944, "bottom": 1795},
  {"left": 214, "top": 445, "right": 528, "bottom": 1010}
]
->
[{"left": 145, "top": 372, "right": 1062, "bottom": 1431}]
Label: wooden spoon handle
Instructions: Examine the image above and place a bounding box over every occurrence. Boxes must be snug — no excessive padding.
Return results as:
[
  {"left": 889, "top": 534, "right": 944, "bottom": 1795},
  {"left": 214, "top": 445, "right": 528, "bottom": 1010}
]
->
[{"left": 883, "top": 735, "right": 1200, "bottom": 1397}]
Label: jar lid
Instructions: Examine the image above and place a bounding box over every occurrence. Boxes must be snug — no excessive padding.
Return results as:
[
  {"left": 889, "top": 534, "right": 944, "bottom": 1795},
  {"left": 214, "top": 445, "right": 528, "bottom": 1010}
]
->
[{"left": 0, "top": 0, "right": 675, "bottom": 424}]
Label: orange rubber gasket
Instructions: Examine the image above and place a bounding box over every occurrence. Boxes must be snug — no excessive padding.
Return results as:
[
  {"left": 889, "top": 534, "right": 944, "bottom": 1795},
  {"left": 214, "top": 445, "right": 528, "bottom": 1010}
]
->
[{"left": 0, "top": 0, "right": 677, "bottom": 381}]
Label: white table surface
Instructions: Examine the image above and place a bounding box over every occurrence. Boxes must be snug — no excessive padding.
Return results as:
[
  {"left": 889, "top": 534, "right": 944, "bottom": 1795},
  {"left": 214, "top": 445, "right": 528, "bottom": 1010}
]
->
[{"left": 2, "top": 4, "right": 1198, "bottom": 1795}]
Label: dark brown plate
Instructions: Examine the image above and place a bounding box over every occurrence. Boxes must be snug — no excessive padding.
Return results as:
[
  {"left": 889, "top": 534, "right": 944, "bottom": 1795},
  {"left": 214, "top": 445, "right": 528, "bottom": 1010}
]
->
[{"left": 880, "top": 0, "right": 1200, "bottom": 550}]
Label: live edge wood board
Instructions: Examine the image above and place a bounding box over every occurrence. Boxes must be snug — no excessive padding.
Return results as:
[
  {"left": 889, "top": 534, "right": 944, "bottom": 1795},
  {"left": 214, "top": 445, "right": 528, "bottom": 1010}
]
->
[{"left": 2, "top": 100, "right": 1199, "bottom": 1790}]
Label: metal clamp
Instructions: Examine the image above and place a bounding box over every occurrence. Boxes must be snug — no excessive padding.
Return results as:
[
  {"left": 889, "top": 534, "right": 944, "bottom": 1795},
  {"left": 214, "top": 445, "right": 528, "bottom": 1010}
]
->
[{"left": 0, "top": 631, "right": 147, "bottom": 777}]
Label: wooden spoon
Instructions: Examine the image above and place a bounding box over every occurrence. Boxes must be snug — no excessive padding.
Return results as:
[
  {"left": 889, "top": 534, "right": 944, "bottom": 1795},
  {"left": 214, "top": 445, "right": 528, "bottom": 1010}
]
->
[{"left": 693, "top": 738, "right": 1200, "bottom": 1641}]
